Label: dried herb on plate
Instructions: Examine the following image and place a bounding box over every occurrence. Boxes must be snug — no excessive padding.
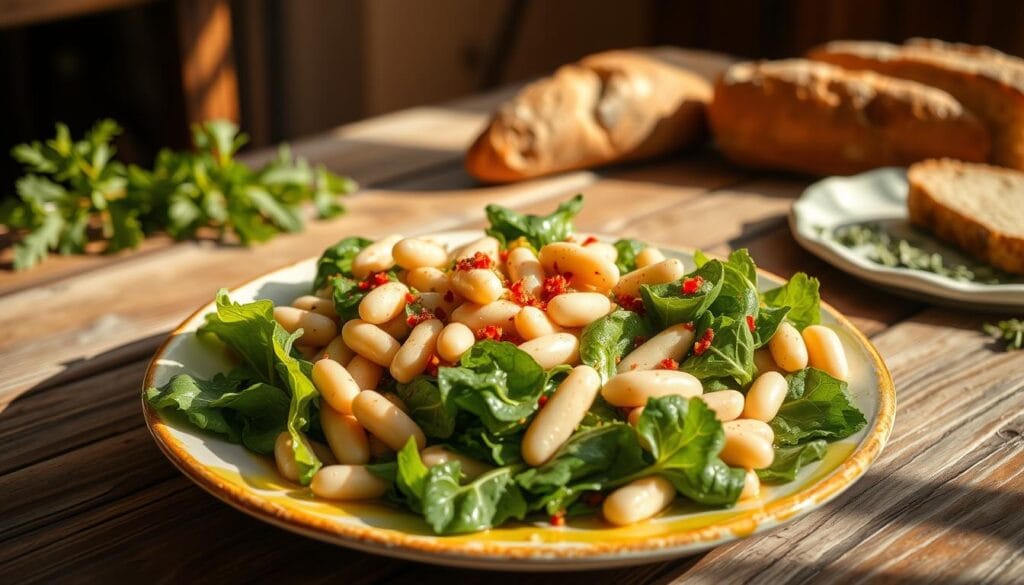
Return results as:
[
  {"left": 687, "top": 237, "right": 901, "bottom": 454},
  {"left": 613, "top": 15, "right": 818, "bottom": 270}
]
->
[
  {"left": 984, "top": 319, "right": 1024, "bottom": 352},
  {"left": 1, "top": 119, "right": 357, "bottom": 270}
]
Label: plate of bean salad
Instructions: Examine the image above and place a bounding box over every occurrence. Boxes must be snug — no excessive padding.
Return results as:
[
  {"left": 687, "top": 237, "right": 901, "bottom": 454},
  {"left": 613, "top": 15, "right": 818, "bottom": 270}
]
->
[{"left": 142, "top": 195, "right": 894, "bottom": 570}]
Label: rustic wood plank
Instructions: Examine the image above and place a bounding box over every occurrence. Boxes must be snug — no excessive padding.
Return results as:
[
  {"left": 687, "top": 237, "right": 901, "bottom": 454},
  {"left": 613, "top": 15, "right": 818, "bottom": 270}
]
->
[{"left": 653, "top": 307, "right": 1024, "bottom": 584}]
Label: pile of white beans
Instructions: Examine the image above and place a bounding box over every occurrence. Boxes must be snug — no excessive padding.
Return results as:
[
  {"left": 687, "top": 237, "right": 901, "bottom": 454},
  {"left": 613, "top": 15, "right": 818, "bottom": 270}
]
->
[{"left": 269, "top": 233, "right": 850, "bottom": 527}]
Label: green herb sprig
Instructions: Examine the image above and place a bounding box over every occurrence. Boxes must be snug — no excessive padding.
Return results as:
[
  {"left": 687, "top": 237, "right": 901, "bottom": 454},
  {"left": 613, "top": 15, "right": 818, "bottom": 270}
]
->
[
  {"left": 1, "top": 119, "right": 357, "bottom": 270},
  {"left": 984, "top": 319, "right": 1024, "bottom": 352}
]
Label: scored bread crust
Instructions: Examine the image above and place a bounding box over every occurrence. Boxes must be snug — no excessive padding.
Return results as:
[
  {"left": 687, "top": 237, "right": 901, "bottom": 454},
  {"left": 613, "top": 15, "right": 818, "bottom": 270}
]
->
[
  {"left": 908, "top": 159, "right": 1024, "bottom": 275},
  {"left": 807, "top": 39, "right": 1024, "bottom": 171},
  {"left": 707, "top": 59, "right": 991, "bottom": 176},
  {"left": 465, "top": 48, "right": 730, "bottom": 183}
]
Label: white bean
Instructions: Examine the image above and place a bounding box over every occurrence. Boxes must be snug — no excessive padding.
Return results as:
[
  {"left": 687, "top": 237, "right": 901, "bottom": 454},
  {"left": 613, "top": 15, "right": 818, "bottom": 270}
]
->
[
  {"left": 291, "top": 295, "right": 338, "bottom": 319},
  {"left": 720, "top": 422, "right": 775, "bottom": 470},
  {"left": 740, "top": 469, "right": 761, "bottom": 500},
  {"left": 351, "top": 390, "right": 426, "bottom": 451},
  {"left": 273, "top": 306, "right": 338, "bottom": 347},
  {"left": 342, "top": 319, "right": 402, "bottom": 367},
  {"left": 449, "top": 268, "right": 504, "bottom": 305},
  {"left": 584, "top": 241, "right": 618, "bottom": 264},
  {"left": 352, "top": 234, "right": 403, "bottom": 279},
  {"left": 311, "top": 465, "right": 390, "bottom": 500},
  {"left": 513, "top": 306, "right": 562, "bottom": 340},
  {"left": 507, "top": 247, "right": 545, "bottom": 297},
  {"left": 436, "top": 322, "right": 475, "bottom": 363},
  {"left": 612, "top": 259, "right": 686, "bottom": 298},
  {"left": 392, "top": 237, "right": 448, "bottom": 269},
  {"left": 699, "top": 390, "right": 745, "bottom": 422},
  {"left": 546, "top": 292, "right": 612, "bottom": 327},
  {"left": 802, "top": 325, "right": 849, "bottom": 381},
  {"left": 346, "top": 354, "right": 383, "bottom": 390},
  {"left": 377, "top": 313, "right": 411, "bottom": 342},
  {"left": 517, "top": 333, "right": 580, "bottom": 369},
  {"left": 274, "top": 431, "right": 312, "bottom": 483},
  {"left": 619, "top": 323, "right": 695, "bottom": 373},
  {"left": 420, "top": 446, "right": 494, "bottom": 480},
  {"left": 522, "top": 365, "right": 600, "bottom": 466},
  {"left": 538, "top": 242, "right": 620, "bottom": 291},
  {"left": 601, "top": 369, "right": 703, "bottom": 407},
  {"left": 320, "top": 335, "right": 355, "bottom": 365},
  {"left": 449, "top": 300, "right": 520, "bottom": 333},
  {"left": 312, "top": 358, "right": 361, "bottom": 414},
  {"left": 628, "top": 406, "right": 644, "bottom": 426},
  {"left": 320, "top": 406, "right": 370, "bottom": 464},
  {"left": 743, "top": 372, "right": 788, "bottom": 422},
  {"left": 358, "top": 282, "right": 409, "bottom": 324},
  {"left": 390, "top": 319, "right": 443, "bottom": 383},
  {"left": 602, "top": 476, "right": 675, "bottom": 526},
  {"left": 769, "top": 322, "right": 808, "bottom": 372},
  {"left": 754, "top": 347, "right": 781, "bottom": 374},
  {"left": 451, "top": 236, "right": 500, "bottom": 263},
  {"left": 635, "top": 247, "right": 666, "bottom": 268},
  {"left": 407, "top": 266, "right": 449, "bottom": 293}
]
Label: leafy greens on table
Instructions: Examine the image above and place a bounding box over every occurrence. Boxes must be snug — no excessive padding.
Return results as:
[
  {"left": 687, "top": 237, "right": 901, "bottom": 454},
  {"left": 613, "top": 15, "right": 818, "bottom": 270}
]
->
[{"left": 144, "top": 196, "right": 867, "bottom": 534}]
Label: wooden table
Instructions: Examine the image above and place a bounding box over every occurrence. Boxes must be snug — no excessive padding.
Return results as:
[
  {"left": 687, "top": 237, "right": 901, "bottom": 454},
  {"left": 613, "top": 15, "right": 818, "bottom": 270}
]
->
[{"left": 2, "top": 71, "right": 1023, "bottom": 584}]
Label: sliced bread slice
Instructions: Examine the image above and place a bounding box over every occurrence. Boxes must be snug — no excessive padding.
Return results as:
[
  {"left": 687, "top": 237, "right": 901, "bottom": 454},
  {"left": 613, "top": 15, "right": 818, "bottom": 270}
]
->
[{"left": 907, "top": 159, "right": 1024, "bottom": 274}]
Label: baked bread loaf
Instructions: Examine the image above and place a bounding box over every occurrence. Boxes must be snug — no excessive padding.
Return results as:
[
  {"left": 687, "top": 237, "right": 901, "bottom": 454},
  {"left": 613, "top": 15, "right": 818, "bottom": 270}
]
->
[
  {"left": 807, "top": 39, "right": 1024, "bottom": 170},
  {"left": 465, "top": 48, "right": 733, "bottom": 183},
  {"left": 908, "top": 159, "right": 1024, "bottom": 275},
  {"left": 707, "top": 59, "right": 990, "bottom": 176}
]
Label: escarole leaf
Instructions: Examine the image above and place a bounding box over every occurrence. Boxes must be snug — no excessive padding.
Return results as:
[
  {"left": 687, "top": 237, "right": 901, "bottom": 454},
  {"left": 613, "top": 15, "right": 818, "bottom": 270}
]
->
[
  {"left": 580, "top": 310, "right": 651, "bottom": 383},
  {"left": 681, "top": 315, "right": 756, "bottom": 387},
  {"left": 485, "top": 194, "right": 583, "bottom": 249},
  {"left": 516, "top": 423, "right": 645, "bottom": 514},
  {"left": 397, "top": 376, "right": 457, "bottom": 439},
  {"left": 708, "top": 260, "right": 759, "bottom": 321},
  {"left": 771, "top": 368, "right": 867, "bottom": 446},
  {"left": 450, "top": 425, "right": 523, "bottom": 466},
  {"left": 640, "top": 260, "right": 724, "bottom": 329},
  {"left": 313, "top": 236, "right": 372, "bottom": 291},
  {"left": 438, "top": 341, "right": 546, "bottom": 434},
  {"left": 422, "top": 462, "right": 527, "bottom": 535},
  {"left": 613, "top": 238, "right": 646, "bottom": 273},
  {"left": 634, "top": 396, "right": 745, "bottom": 505},
  {"left": 196, "top": 290, "right": 321, "bottom": 483},
  {"left": 762, "top": 272, "right": 821, "bottom": 330},
  {"left": 753, "top": 305, "right": 790, "bottom": 348},
  {"left": 758, "top": 440, "right": 828, "bottom": 484}
]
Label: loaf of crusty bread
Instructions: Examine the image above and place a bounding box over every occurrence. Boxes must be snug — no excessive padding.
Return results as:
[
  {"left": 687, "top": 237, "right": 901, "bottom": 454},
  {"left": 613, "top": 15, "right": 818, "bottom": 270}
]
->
[
  {"left": 808, "top": 40, "right": 1024, "bottom": 170},
  {"left": 465, "top": 48, "right": 734, "bottom": 183},
  {"left": 707, "top": 59, "right": 990, "bottom": 176},
  {"left": 908, "top": 159, "right": 1024, "bottom": 275}
]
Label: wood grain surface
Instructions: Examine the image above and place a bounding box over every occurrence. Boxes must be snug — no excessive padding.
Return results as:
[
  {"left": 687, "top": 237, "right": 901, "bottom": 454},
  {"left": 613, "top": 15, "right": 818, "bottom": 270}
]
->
[{"left": 1, "top": 53, "right": 1021, "bottom": 584}]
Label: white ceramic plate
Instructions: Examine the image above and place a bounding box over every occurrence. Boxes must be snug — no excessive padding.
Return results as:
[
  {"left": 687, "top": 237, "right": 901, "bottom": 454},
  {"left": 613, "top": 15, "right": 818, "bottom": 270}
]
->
[
  {"left": 790, "top": 167, "right": 1024, "bottom": 311},
  {"left": 143, "top": 231, "right": 895, "bottom": 571}
]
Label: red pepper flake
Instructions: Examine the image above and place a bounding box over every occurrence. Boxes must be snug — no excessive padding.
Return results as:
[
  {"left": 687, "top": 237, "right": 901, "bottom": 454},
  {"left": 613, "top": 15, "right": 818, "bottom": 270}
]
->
[
  {"left": 406, "top": 307, "right": 436, "bottom": 327},
  {"left": 476, "top": 325, "right": 504, "bottom": 341},
  {"left": 582, "top": 236, "right": 599, "bottom": 246},
  {"left": 746, "top": 315, "right": 756, "bottom": 333},
  {"left": 443, "top": 289, "right": 455, "bottom": 303},
  {"left": 658, "top": 358, "right": 679, "bottom": 370},
  {"left": 681, "top": 275, "right": 705, "bottom": 295},
  {"left": 455, "top": 251, "right": 492, "bottom": 271},
  {"left": 424, "top": 353, "right": 441, "bottom": 377},
  {"left": 499, "top": 249, "right": 510, "bottom": 263},
  {"left": 404, "top": 292, "right": 417, "bottom": 304},
  {"left": 509, "top": 279, "right": 541, "bottom": 308},
  {"left": 541, "top": 274, "right": 570, "bottom": 301},
  {"left": 550, "top": 511, "right": 566, "bottom": 527},
  {"left": 581, "top": 491, "right": 605, "bottom": 507},
  {"left": 537, "top": 395, "right": 549, "bottom": 408},
  {"left": 683, "top": 321, "right": 695, "bottom": 331},
  {"left": 357, "top": 271, "right": 391, "bottom": 291},
  {"left": 633, "top": 335, "right": 647, "bottom": 348},
  {"left": 693, "top": 327, "right": 715, "bottom": 356},
  {"left": 617, "top": 294, "right": 645, "bottom": 314}
]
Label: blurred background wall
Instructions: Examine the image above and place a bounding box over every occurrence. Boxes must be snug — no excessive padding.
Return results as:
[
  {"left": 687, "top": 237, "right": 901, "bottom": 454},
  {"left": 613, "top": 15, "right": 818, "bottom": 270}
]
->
[{"left": 2, "top": 0, "right": 1023, "bottom": 187}]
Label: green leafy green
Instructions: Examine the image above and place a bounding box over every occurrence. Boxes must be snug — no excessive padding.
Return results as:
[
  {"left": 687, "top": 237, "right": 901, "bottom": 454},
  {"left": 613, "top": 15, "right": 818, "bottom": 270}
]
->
[
  {"left": 757, "top": 440, "right": 828, "bottom": 484},
  {"left": 771, "top": 368, "right": 867, "bottom": 446},
  {"left": 579, "top": 310, "right": 651, "bottom": 382},
  {"left": 450, "top": 425, "right": 523, "bottom": 466},
  {"left": 416, "top": 457, "right": 528, "bottom": 534},
  {"left": 984, "top": 319, "right": 1024, "bottom": 352},
  {"left": 761, "top": 273, "right": 821, "bottom": 330},
  {"left": 313, "top": 236, "right": 372, "bottom": 291},
  {"left": 753, "top": 305, "right": 790, "bottom": 348},
  {"left": 439, "top": 341, "right": 546, "bottom": 434},
  {"left": 640, "top": 260, "right": 724, "bottom": 329},
  {"left": 633, "top": 396, "right": 745, "bottom": 505},
  {"left": 681, "top": 315, "right": 756, "bottom": 387},
  {"left": 397, "top": 376, "right": 457, "bottom": 439},
  {"left": 613, "top": 238, "right": 646, "bottom": 273},
  {"left": 3, "top": 119, "right": 356, "bottom": 270},
  {"left": 516, "top": 423, "right": 645, "bottom": 514},
  {"left": 709, "top": 261, "right": 760, "bottom": 321},
  {"left": 484, "top": 194, "right": 583, "bottom": 249}
]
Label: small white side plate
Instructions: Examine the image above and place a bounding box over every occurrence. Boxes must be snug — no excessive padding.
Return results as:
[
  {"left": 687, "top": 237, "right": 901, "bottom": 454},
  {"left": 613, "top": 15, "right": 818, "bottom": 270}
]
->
[{"left": 790, "top": 167, "right": 1024, "bottom": 311}]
